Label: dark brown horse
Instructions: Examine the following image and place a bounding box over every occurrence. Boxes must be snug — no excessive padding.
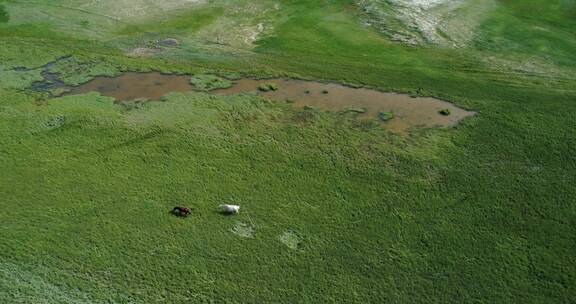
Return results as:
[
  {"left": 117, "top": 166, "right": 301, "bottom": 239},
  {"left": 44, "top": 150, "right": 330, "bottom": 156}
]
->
[{"left": 172, "top": 206, "right": 191, "bottom": 217}]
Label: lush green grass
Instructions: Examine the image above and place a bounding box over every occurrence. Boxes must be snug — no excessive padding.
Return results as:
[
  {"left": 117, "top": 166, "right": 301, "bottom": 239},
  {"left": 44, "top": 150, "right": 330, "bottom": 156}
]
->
[
  {"left": 119, "top": 6, "right": 223, "bottom": 35},
  {"left": 189, "top": 74, "right": 232, "bottom": 91},
  {"left": 475, "top": 0, "right": 576, "bottom": 67},
  {"left": 0, "top": 0, "right": 575, "bottom": 302},
  {"left": 0, "top": 4, "right": 9, "bottom": 23}
]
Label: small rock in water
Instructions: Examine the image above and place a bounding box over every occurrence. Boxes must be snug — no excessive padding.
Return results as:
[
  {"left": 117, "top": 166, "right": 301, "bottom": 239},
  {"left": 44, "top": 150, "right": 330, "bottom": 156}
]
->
[
  {"left": 439, "top": 109, "right": 451, "bottom": 116},
  {"left": 379, "top": 111, "right": 394, "bottom": 121}
]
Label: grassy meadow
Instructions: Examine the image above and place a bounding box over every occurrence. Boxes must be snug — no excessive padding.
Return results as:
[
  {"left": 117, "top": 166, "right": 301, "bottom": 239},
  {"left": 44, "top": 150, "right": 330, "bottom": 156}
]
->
[{"left": 0, "top": 0, "right": 575, "bottom": 302}]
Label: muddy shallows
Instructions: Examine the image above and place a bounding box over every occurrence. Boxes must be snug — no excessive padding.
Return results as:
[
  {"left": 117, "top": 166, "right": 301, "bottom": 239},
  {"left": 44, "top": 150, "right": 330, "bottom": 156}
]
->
[
  {"left": 66, "top": 73, "right": 475, "bottom": 132},
  {"left": 65, "top": 72, "right": 193, "bottom": 101},
  {"left": 214, "top": 79, "right": 475, "bottom": 132}
]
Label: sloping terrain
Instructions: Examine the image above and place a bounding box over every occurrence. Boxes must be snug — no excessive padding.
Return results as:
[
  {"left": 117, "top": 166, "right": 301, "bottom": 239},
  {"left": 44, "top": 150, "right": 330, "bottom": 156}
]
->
[
  {"left": 0, "top": 0, "right": 575, "bottom": 303},
  {"left": 356, "top": 0, "right": 496, "bottom": 47},
  {"left": 4, "top": 0, "right": 278, "bottom": 51}
]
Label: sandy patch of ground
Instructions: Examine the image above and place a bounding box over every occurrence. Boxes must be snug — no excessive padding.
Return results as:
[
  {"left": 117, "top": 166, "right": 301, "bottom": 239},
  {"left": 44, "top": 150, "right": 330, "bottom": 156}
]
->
[
  {"left": 357, "top": 0, "right": 496, "bottom": 47},
  {"left": 194, "top": 2, "right": 276, "bottom": 50},
  {"left": 126, "top": 47, "right": 163, "bottom": 57},
  {"left": 279, "top": 230, "right": 302, "bottom": 250},
  {"left": 230, "top": 222, "right": 255, "bottom": 238}
]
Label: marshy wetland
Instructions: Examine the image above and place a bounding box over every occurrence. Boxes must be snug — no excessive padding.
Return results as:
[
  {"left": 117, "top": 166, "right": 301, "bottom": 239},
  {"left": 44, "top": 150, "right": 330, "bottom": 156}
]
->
[
  {"left": 65, "top": 72, "right": 194, "bottom": 100},
  {"left": 1, "top": 0, "right": 575, "bottom": 303},
  {"left": 64, "top": 73, "right": 474, "bottom": 132},
  {"left": 214, "top": 79, "right": 475, "bottom": 132}
]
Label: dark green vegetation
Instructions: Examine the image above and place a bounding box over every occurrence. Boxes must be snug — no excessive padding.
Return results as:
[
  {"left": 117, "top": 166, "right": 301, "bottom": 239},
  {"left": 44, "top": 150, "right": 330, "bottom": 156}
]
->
[
  {"left": 346, "top": 107, "right": 367, "bottom": 114},
  {"left": 190, "top": 74, "right": 232, "bottom": 91},
  {"left": 0, "top": 4, "right": 8, "bottom": 24},
  {"left": 379, "top": 111, "right": 394, "bottom": 121},
  {"left": 258, "top": 82, "right": 279, "bottom": 92},
  {"left": 0, "top": 0, "right": 575, "bottom": 303}
]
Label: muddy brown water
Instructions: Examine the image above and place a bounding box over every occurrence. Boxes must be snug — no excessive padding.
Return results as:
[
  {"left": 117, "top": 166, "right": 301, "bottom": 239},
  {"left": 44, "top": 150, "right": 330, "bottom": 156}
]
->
[
  {"left": 64, "top": 73, "right": 475, "bottom": 132},
  {"left": 214, "top": 79, "right": 475, "bottom": 132},
  {"left": 65, "top": 72, "right": 193, "bottom": 101}
]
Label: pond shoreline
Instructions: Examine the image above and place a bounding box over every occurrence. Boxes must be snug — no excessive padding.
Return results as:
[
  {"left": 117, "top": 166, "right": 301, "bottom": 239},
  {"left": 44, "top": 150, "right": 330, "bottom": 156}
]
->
[{"left": 30, "top": 69, "right": 476, "bottom": 132}]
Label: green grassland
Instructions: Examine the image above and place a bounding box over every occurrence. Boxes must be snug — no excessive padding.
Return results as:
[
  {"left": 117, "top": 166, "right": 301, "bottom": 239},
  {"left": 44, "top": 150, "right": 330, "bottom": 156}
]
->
[{"left": 1, "top": 0, "right": 575, "bottom": 302}]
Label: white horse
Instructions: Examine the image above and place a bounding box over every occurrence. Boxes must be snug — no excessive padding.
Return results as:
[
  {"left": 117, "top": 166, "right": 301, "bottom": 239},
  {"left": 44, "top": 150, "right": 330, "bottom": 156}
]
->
[{"left": 219, "top": 204, "right": 240, "bottom": 214}]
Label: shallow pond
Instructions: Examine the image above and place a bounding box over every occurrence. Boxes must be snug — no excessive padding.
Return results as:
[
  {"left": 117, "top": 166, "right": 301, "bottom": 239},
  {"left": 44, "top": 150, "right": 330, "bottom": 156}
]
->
[
  {"left": 64, "top": 73, "right": 475, "bottom": 132},
  {"left": 65, "top": 72, "right": 193, "bottom": 101},
  {"left": 213, "top": 79, "right": 475, "bottom": 132}
]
